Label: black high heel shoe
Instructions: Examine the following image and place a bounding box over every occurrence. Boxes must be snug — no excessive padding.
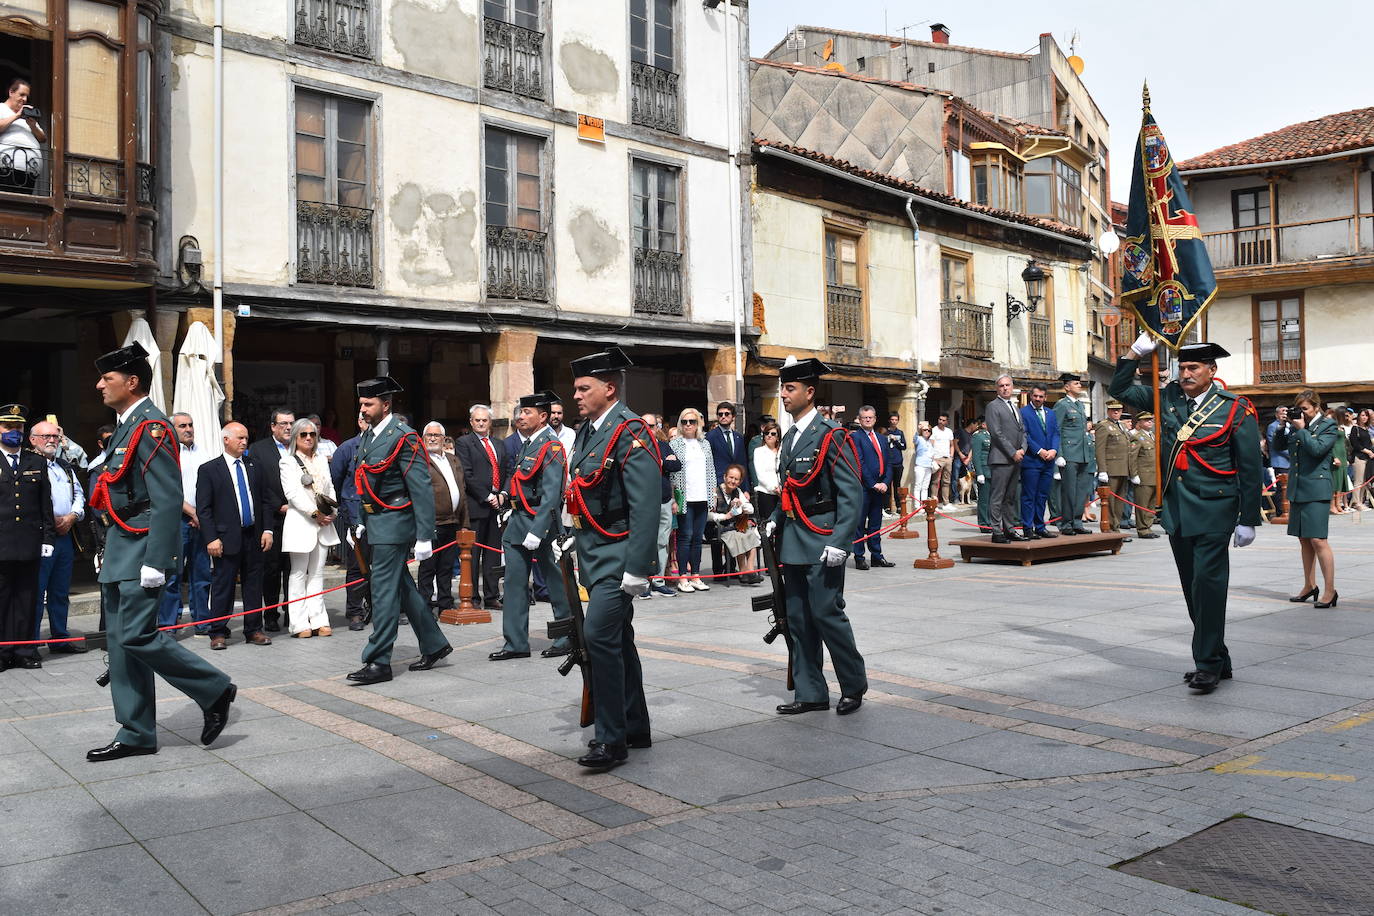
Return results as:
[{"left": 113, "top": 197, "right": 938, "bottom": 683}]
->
[
  {"left": 1315, "top": 592, "right": 1339, "bottom": 609},
  {"left": 1288, "top": 586, "right": 1318, "bottom": 603}
]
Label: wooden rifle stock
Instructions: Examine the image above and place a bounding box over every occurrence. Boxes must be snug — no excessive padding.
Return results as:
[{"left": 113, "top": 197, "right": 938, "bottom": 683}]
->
[
  {"left": 549, "top": 546, "right": 594, "bottom": 728},
  {"left": 751, "top": 531, "right": 793, "bottom": 691}
]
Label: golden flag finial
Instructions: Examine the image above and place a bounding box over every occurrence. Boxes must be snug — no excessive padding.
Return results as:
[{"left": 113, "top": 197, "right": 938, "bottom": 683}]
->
[{"left": 1142, "top": 81, "right": 1152, "bottom": 112}]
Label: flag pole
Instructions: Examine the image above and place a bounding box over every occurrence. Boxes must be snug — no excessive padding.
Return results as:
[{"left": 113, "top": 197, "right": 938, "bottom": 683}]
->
[{"left": 1151, "top": 347, "right": 1164, "bottom": 508}]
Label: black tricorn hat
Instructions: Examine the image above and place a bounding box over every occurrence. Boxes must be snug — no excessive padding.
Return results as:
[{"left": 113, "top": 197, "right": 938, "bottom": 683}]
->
[
  {"left": 356, "top": 376, "right": 404, "bottom": 398},
  {"left": 1058, "top": 372, "right": 1081, "bottom": 383},
  {"left": 570, "top": 347, "right": 633, "bottom": 377},
  {"left": 778, "top": 357, "right": 830, "bottom": 384},
  {"left": 1177, "top": 342, "right": 1231, "bottom": 363},
  {"left": 518, "top": 390, "right": 559, "bottom": 410},
  {"left": 95, "top": 342, "right": 149, "bottom": 374}
]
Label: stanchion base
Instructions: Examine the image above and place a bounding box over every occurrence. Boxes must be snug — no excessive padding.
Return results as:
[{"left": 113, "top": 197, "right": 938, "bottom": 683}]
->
[
  {"left": 949, "top": 531, "right": 1128, "bottom": 567},
  {"left": 889, "top": 528, "right": 920, "bottom": 539},
  {"left": 1270, "top": 514, "right": 1289, "bottom": 526},
  {"left": 439, "top": 607, "right": 492, "bottom": 625},
  {"left": 913, "top": 557, "right": 955, "bottom": 569}
]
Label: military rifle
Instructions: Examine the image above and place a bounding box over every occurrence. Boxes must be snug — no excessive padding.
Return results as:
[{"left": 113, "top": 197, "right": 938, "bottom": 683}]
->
[
  {"left": 351, "top": 526, "right": 373, "bottom": 624},
  {"left": 751, "top": 530, "right": 794, "bottom": 690},
  {"left": 548, "top": 545, "right": 594, "bottom": 727}
]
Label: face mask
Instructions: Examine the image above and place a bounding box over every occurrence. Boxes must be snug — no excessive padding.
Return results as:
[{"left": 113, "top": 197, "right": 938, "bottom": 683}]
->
[{"left": 0, "top": 430, "right": 23, "bottom": 447}]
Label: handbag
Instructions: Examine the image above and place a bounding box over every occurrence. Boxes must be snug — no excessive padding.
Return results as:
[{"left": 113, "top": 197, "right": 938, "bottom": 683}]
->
[{"left": 292, "top": 454, "right": 337, "bottom": 516}]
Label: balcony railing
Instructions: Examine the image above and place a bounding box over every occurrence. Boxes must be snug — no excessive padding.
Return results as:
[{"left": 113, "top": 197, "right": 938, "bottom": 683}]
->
[
  {"left": 630, "top": 61, "right": 680, "bottom": 134},
  {"left": 486, "top": 226, "right": 548, "bottom": 301},
  {"left": 0, "top": 147, "right": 52, "bottom": 197},
  {"left": 295, "top": 0, "right": 371, "bottom": 58},
  {"left": 66, "top": 155, "right": 124, "bottom": 201},
  {"left": 633, "top": 247, "right": 683, "bottom": 315},
  {"left": 483, "top": 18, "right": 545, "bottom": 100},
  {"left": 1202, "top": 214, "right": 1374, "bottom": 270},
  {"left": 0, "top": 150, "right": 152, "bottom": 206},
  {"left": 826, "top": 283, "right": 864, "bottom": 348},
  {"left": 1028, "top": 315, "right": 1052, "bottom": 366},
  {"left": 297, "top": 201, "right": 374, "bottom": 287},
  {"left": 939, "top": 300, "right": 993, "bottom": 359}
]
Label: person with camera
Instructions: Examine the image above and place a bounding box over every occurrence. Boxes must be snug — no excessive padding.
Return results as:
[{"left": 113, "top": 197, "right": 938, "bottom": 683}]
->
[
  {"left": 1280, "top": 390, "right": 1340, "bottom": 608},
  {"left": 280, "top": 417, "right": 339, "bottom": 637},
  {"left": 1, "top": 79, "right": 45, "bottom": 194}
]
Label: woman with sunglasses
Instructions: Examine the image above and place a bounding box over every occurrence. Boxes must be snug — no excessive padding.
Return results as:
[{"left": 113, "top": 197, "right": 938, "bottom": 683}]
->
[
  {"left": 750, "top": 420, "right": 782, "bottom": 521},
  {"left": 280, "top": 418, "right": 339, "bottom": 636},
  {"left": 668, "top": 407, "right": 716, "bottom": 592}
]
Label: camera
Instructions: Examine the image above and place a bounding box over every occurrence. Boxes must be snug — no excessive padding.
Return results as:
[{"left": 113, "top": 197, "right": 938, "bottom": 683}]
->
[{"left": 20, "top": 104, "right": 41, "bottom": 120}]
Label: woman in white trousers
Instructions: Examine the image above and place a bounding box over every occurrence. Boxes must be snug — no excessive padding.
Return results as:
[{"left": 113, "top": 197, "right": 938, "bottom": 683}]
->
[{"left": 280, "top": 418, "right": 339, "bottom": 636}]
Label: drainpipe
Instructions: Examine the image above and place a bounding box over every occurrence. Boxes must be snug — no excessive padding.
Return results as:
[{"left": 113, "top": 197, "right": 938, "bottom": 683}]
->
[
  {"left": 375, "top": 332, "right": 391, "bottom": 377},
  {"left": 723, "top": 0, "right": 744, "bottom": 420},
  {"left": 904, "top": 197, "right": 922, "bottom": 375},
  {"left": 212, "top": 0, "right": 224, "bottom": 366}
]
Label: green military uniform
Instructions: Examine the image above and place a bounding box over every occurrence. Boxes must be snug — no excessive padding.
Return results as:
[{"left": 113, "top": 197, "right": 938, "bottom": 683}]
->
[
  {"left": 1131, "top": 414, "right": 1159, "bottom": 535},
  {"left": 353, "top": 394, "right": 450, "bottom": 669},
  {"left": 770, "top": 359, "right": 867, "bottom": 708},
  {"left": 1094, "top": 407, "right": 1136, "bottom": 532},
  {"left": 1053, "top": 390, "right": 1092, "bottom": 534},
  {"left": 1282, "top": 416, "right": 1337, "bottom": 540},
  {"left": 499, "top": 412, "right": 571, "bottom": 654},
  {"left": 970, "top": 427, "right": 992, "bottom": 531},
  {"left": 1111, "top": 349, "right": 1262, "bottom": 679},
  {"left": 93, "top": 362, "right": 230, "bottom": 750}
]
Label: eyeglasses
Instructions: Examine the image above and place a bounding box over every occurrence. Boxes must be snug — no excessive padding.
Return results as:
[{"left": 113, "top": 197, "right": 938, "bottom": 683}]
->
[
  {"left": 33, "top": 433, "right": 60, "bottom": 440},
  {"left": 298, "top": 432, "right": 317, "bottom": 438},
  {"left": 273, "top": 421, "right": 292, "bottom": 428},
  {"left": 765, "top": 431, "right": 779, "bottom": 438},
  {"left": 717, "top": 412, "right": 733, "bottom": 417},
  {"left": 683, "top": 419, "right": 698, "bottom": 425}
]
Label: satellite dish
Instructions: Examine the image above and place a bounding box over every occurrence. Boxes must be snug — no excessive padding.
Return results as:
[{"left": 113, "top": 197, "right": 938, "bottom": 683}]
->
[
  {"left": 1068, "top": 55, "right": 1085, "bottom": 75},
  {"left": 1098, "top": 231, "right": 1120, "bottom": 255}
]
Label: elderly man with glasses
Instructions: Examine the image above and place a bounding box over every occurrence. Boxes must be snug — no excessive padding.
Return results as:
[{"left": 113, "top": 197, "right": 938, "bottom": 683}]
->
[{"left": 248, "top": 408, "right": 295, "bottom": 632}]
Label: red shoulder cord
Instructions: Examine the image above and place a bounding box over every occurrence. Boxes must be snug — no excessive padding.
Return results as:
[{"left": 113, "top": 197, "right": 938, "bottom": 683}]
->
[
  {"left": 512, "top": 440, "right": 566, "bottom": 516},
  {"left": 566, "top": 419, "right": 662, "bottom": 539},
  {"left": 88, "top": 419, "right": 180, "bottom": 534},
  {"left": 1174, "top": 397, "right": 1255, "bottom": 475},
  {"left": 780, "top": 429, "right": 858, "bottom": 536},
  {"left": 354, "top": 430, "right": 428, "bottom": 511}
]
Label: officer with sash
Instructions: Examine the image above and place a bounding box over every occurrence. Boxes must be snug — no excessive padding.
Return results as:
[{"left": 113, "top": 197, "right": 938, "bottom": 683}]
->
[
  {"left": 566, "top": 348, "right": 661, "bottom": 770},
  {"left": 491, "top": 390, "right": 571, "bottom": 661},
  {"left": 1053, "top": 373, "right": 1092, "bottom": 535},
  {"left": 347, "top": 377, "right": 451, "bottom": 686},
  {"left": 764, "top": 357, "right": 867, "bottom": 716},
  {"left": 1111, "top": 336, "right": 1262, "bottom": 694},
  {"left": 970, "top": 416, "right": 992, "bottom": 531},
  {"left": 1131, "top": 412, "right": 1160, "bottom": 538},
  {"left": 86, "top": 343, "right": 235, "bottom": 760}
]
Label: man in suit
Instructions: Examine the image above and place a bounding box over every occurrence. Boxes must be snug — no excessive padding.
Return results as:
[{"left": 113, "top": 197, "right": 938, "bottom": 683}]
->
[
  {"left": 850, "top": 405, "right": 895, "bottom": 569},
  {"left": 86, "top": 343, "right": 235, "bottom": 760},
  {"left": 706, "top": 401, "right": 749, "bottom": 489},
  {"left": 1019, "top": 385, "right": 1060, "bottom": 539},
  {"left": 884, "top": 413, "right": 908, "bottom": 514},
  {"left": 492, "top": 391, "right": 572, "bottom": 661},
  {"left": 1053, "top": 373, "right": 1093, "bottom": 535},
  {"left": 196, "top": 422, "right": 273, "bottom": 649},
  {"left": 970, "top": 417, "right": 992, "bottom": 530},
  {"left": 566, "top": 348, "right": 660, "bottom": 770},
  {"left": 455, "top": 404, "right": 506, "bottom": 610},
  {"left": 0, "top": 404, "right": 55, "bottom": 670},
  {"left": 1095, "top": 400, "right": 1135, "bottom": 536},
  {"left": 346, "top": 377, "right": 452, "bottom": 686},
  {"left": 330, "top": 412, "right": 369, "bottom": 630},
  {"left": 418, "top": 421, "right": 469, "bottom": 613},
  {"left": 764, "top": 356, "right": 866, "bottom": 717},
  {"left": 1131, "top": 412, "right": 1160, "bottom": 538},
  {"left": 985, "top": 375, "right": 1027, "bottom": 544},
  {"left": 1112, "top": 337, "right": 1262, "bottom": 694},
  {"left": 247, "top": 407, "right": 293, "bottom": 631}
]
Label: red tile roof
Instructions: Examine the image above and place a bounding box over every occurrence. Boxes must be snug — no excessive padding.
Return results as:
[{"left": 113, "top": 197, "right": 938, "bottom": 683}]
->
[
  {"left": 1178, "top": 107, "right": 1374, "bottom": 170},
  {"left": 785, "top": 25, "right": 1032, "bottom": 62},
  {"left": 752, "top": 58, "right": 946, "bottom": 96},
  {"left": 753, "top": 138, "right": 1091, "bottom": 242}
]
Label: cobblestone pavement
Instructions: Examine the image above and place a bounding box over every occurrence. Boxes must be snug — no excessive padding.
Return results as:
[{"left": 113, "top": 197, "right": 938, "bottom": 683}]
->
[{"left": 3, "top": 513, "right": 1373, "bottom": 915}]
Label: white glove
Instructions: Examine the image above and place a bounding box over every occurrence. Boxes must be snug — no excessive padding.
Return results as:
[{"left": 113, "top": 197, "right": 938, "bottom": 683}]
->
[
  {"left": 345, "top": 529, "right": 354, "bottom": 548},
  {"left": 1233, "top": 525, "right": 1256, "bottom": 548},
  {"left": 1097, "top": 472, "right": 1109, "bottom": 483},
  {"left": 139, "top": 565, "right": 166, "bottom": 589},
  {"left": 1055, "top": 456, "right": 1066, "bottom": 468},
  {"left": 977, "top": 474, "right": 985, "bottom": 484},
  {"left": 41, "top": 544, "right": 54, "bottom": 558},
  {"left": 353, "top": 524, "right": 365, "bottom": 540},
  {"left": 522, "top": 531, "right": 541, "bottom": 551},
  {"left": 820, "top": 546, "right": 847, "bottom": 567},
  {"left": 1053, "top": 472, "right": 1061, "bottom": 481},
  {"left": 413, "top": 540, "right": 433, "bottom": 562},
  {"left": 764, "top": 520, "right": 776, "bottom": 538},
  {"left": 1130, "top": 475, "right": 1141, "bottom": 485},
  {"left": 621, "top": 572, "right": 648, "bottom": 596},
  {"left": 1129, "top": 331, "right": 1157, "bottom": 358}
]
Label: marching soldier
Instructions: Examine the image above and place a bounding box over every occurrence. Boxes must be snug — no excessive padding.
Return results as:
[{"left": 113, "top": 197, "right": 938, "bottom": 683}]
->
[
  {"left": 970, "top": 417, "right": 992, "bottom": 531},
  {"left": 1053, "top": 373, "right": 1092, "bottom": 535},
  {"left": 566, "top": 348, "right": 661, "bottom": 770},
  {"left": 0, "top": 403, "right": 54, "bottom": 671},
  {"left": 765, "top": 357, "right": 867, "bottom": 716},
  {"left": 1094, "top": 400, "right": 1135, "bottom": 536},
  {"left": 491, "top": 390, "right": 572, "bottom": 661},
  {"left": 346, "top": 377, "right": 452, "bottom": 686},
  {"left": 1131, "top": 412, "right": 1160, "bottom": 538},
  {"left": 86, "top": 343, "right": 236, "bottom": 760},
  {"left": 1111, "top": 336, "right": 1262, "bottom": 694}
]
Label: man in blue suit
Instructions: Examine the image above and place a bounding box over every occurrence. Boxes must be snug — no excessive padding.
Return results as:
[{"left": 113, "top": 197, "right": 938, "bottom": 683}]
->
[
  {"left": 851, "top": 406, "right": 895, "bottom": 568},
  {"left": 706, "top": 401, "right": 749, "bottom": 489},
  {"left": 1019, "top": 384, "right": 1060, "bottom": 538}
]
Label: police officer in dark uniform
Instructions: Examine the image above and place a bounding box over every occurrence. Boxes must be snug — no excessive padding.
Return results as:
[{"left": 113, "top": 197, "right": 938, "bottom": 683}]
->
[{"left": 0, "top": 403, "right": 55, "bottom": 670}]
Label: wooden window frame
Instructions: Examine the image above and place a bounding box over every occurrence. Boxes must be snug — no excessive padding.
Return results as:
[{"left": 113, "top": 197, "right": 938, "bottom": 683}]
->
[
  {"left": 1251, "top": 291, "right": 1305, "bottom": 384},
  {"left": 939, "top": 246, "right": 973, "bottom": 303},
  {"left": 821, "top": 216, "right": 868, "bottom": 348}
]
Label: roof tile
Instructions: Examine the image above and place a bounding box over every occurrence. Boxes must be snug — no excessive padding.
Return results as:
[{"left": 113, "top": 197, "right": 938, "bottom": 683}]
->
[{"left": 1178, "top": 106, "right": 1374, "bottom": 170}]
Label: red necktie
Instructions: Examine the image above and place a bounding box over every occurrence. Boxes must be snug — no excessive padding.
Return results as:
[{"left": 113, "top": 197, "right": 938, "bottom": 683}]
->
[
  {"left": 869, "top": 431, "right": 884, "bottom": 477},
  {"left": 482, "top": 437, "right": 499, "bottom": 490}
]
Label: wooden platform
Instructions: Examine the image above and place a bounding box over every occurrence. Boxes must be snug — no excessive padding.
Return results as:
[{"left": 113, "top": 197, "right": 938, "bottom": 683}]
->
[{"left": 948, "top": 531, "right": 1129, "bottom": 567}]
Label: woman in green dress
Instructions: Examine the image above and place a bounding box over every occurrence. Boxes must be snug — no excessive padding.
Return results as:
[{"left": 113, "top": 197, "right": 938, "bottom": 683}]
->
[{"left": 1285, "top": 389, "right": 1339, "bottom": 608}]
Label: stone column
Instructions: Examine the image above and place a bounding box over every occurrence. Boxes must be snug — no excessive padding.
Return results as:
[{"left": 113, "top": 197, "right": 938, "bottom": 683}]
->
[
  {"left": 898, "top": 382, "right": 923, "bottom": 490},
  {"left": 704, "top": 347, "right": 738, "bottom": 413},
  {"left": 485, "top": 329, "right": 537, "bottom": 433},
  {"left": 153, "top": 308, "right": 179, "bottom": 407}
]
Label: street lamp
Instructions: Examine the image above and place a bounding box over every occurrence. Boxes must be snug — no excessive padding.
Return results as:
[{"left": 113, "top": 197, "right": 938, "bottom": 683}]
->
[{"left": 1006, "top": 259, "right": 1046, "bottom": 323}]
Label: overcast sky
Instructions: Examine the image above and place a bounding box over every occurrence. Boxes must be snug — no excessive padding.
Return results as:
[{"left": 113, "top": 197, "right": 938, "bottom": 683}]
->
[{"left": 748, "top": 0, "right": 1373, "bottom": 201}]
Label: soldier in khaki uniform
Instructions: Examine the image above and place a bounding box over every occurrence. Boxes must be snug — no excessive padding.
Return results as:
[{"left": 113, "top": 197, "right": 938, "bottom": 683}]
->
[
  {"left": 1094, "top": 400, "right": 1135, "bottom": 535},
  {"left": 1131, "top": 412, "right": 1160, "bottom": 538}
]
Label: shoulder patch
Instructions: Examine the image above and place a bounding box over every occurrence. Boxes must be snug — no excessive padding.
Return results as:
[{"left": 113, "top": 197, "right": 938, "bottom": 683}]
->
[{"left": 149, "top": 426, "right": 164, "bottom": 439}]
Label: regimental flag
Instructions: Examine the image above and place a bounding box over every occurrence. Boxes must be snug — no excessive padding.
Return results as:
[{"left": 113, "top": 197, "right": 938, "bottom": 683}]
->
[{"left": 1121, "top": 85, "right": 1216, "bottom": 350}]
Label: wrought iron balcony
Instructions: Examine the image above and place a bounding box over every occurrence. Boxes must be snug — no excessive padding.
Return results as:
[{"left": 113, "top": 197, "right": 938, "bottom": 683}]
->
[
  {"left": 66, "top": 155, "right": 125, "bottom": 201},
  {"left": 136, "top": 163, "right": 155, "bottom": 207},
  {"left": 939, "top": 300, "right": 993, "bottom": 359},
  {"left": 486, "top": 226, "right": 548, "bottom": 301},
  {"left": 296, "top": 201, "right": 374, "bottom": 287},
  {"left": 630, "top": 61, "right": 680, "bottom": 134},
  {"left": 483, "top": 18, "right": 545, "bottom": 101},
  {"left": 1028, "top": 315, "right": 1053, "bottom": 366},
  {"left": 295, "top": 0, "right": 371, "bottom": 58},
  {"left": 826, "top": 283, "right": 864, "bottom": 348},
  {"left": 633, "top": 247, "right": 683, "bottom": 315},
  {"left": 0, "top": 147, "right": 52, "bottom": 197}
]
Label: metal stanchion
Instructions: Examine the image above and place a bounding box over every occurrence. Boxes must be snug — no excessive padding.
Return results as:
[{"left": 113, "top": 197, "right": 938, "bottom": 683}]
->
[
  {"left": 440, "top": 529, "right": 491, "bottom": 625},
  {"left": 912, "top": 498, "right": 953, "bottom": 570}
]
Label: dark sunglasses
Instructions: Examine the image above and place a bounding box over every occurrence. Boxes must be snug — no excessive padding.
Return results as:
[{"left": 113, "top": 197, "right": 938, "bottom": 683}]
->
[
  {"left": 717, "top": 412, "right": 733, "bottom": 417},
  {"left": 765, "top": 431, "right": 779, "bottom": 437},
  {"left": 683, "top": 419, "right": 698, "bottom": 425},
  {"left": 298, "top": 431, "right": 318, "bottom": 438}
]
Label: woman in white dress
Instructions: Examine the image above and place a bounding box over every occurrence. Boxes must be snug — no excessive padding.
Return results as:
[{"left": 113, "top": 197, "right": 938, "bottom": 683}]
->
[
  {"left": 279, "top": 418, "right": 339, "bottom": 636},
  {"left": 708, "top": 464, "right": 761, "bottom": 584}
]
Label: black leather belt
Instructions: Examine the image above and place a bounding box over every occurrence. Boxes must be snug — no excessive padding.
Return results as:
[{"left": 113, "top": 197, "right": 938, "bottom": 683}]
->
[
  {"left": 801, "top": 500, "right": 835, "bottom": 515},
  {"left": 103, "top": 499, "right": 150, "bottom": 525},
  {"left": 572, "top": 506, "right": 626, "bottom": 529}
]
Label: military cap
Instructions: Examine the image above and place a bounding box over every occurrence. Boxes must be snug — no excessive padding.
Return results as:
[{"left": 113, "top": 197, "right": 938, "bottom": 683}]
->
[
  {"left": 0, "top": 403, "right": 27, "bottom": 423},
  {"left": 95, "top": 341, "right": 149, "bottom": 373},
  {"left": 1105, "top": 400, "right": 1124, "bottom": 410},
  {"left": 778, "top": 356, "right": 831, "bottom": 384},
  {"left": 1136, "top": 412, "right": 1154, "bottom": 422},
  {"left": 570, "top": 347, "right": 633, "bottom": 377},
  {"left": 1178, "top": 342, "right": 1230, "bottom": 363},
  {"left": 1058, "top": 372, "right": 1082, "bottom": 383},
  {"left": 518, "top": 390, "right": 559, "bottom": 409},
  {"left": 356, "top": 376, "right": 404, "bottom": 398}
]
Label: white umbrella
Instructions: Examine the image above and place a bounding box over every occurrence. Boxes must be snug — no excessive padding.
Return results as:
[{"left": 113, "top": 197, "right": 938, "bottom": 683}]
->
[
  {"left": 122, "top": 316, "right": 167, "bottom": 412},
  {"left": 173, "top": 321, "right": 225, "bottom": 458}
]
